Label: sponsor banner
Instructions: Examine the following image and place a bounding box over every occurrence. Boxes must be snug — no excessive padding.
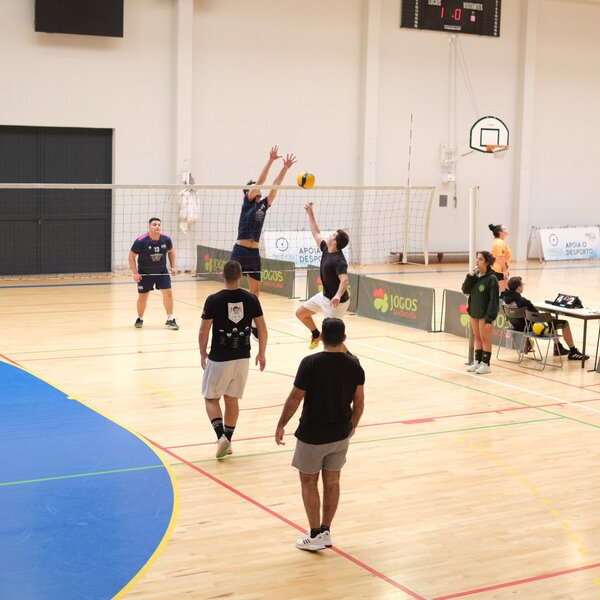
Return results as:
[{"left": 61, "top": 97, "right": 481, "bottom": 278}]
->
[
  {"left": 539, "top": 226, "right": 600, "bottom": 261},
  {"left": 356, "top": 276, "right": 434, "bottom": 331},
  {"left": 196, "top": 245, "right": 295, "bottom": 298},
  {"left": 263, "top": 230, "right": 352, "bottom": 267},
  {"left": 306, "top": 266, "right": 360, "bottom": 313},
  {"left": 443, "top": 289, "right": 510, "bottom": 344}
]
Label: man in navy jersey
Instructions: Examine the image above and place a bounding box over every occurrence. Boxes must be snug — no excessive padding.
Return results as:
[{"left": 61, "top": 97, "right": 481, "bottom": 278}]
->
[
  {"left": 129, "top": 217, "right": 179, "bottom": 330},
  {"left": 296, "top": 202, "right": 350, "bottom": 349},
  {"left": 231, "top": 146, "right": 296, "bottom": 338},
  {"left": 199, "top": 260, "right": 268, "bottom": 458},
  {"left": 275, "top": 318, "right": 365, "bottom": 551}
]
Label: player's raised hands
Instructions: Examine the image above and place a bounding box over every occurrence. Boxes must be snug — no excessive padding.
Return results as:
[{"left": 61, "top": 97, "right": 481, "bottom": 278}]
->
[
  {"left": 304, "top": 201, "right": 314, "bottom": 214},
  {"left": 269, "top": 146, "right": 281, "bottom": 161},
  {"left": 283, "top": 153, "right": 297, "bottom": 169}
]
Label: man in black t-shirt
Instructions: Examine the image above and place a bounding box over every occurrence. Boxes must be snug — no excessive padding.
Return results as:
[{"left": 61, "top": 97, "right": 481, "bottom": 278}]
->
[
  {"left": 128, "top": 217, "right": 179, "bottom": 330},
  {"left": 296, "top": 202, "right": 350, "bottom": 350},
  {"left": 199, "top": 260, "right": 267, "bottom": 458},
  {"left": 275, "top": 318, "right": 365, "bottom": 551}
]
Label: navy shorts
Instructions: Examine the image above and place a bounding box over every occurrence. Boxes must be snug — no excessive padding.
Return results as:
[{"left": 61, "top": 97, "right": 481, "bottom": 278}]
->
[
  {"left": 231, "top": 244, "right": 262, "bottom": 281},
  {"left": 137, "top": 274, "right": 172, "bottom": 293}
]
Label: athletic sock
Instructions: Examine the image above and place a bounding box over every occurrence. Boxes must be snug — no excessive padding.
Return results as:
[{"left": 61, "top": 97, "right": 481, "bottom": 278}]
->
[
  {"left": 167, "top": 314, "right": 173, "bottom": 320},
  {"left": 320, "top": 524, "right": 330, "bottom": 533},
  {"left": 481, "top": 351, "right": 492, "bottom": 365},
  {"left": 310, "top": 528, "right": 321, "bottom": 539},
  {"left": 223, "top": 424, "right": 235, "bottom": 441},
  {"left": 211, "top": 418, "right": 224, "bottom": 440},
  {"left": 311, "top": 328, "right": 320, "bottom": 339},
  {"left": 474, "top": 349, "right": 483, "bottom": 363}
]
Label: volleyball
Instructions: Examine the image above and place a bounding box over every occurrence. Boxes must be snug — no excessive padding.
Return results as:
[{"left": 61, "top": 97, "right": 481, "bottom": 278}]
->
[
  {"left": 531, "top": 322, "right": 550, "bottom": 336},
  {"left": 297, "top": 171, "right": 315, "bottom": 189}
]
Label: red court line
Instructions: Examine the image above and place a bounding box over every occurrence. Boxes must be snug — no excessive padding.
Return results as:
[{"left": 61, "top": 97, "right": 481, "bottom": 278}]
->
[
  {"left": 144, "top": 435, "right": 428, "bottom": 600},
  {"left": 0, "top": 354, "right": 22, "bottom": 367},
  {"left": 434, "top": 561, "right": 600, "bottom": 599},
  {"left": 164, "top": 397, "right": 599, "bottom": 450}
]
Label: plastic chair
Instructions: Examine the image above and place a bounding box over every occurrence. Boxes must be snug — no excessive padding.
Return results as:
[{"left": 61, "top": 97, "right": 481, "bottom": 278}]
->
[
  {"left": 496, "top": 304, "right": 529, "bottom": 364},
  {"left": 521, "top": 309, "right": 564, "bottom": 371}
]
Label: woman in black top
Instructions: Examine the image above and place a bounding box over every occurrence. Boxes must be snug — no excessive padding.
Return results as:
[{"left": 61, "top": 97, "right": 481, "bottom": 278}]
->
[{"left": 461, "top": 251, "right": 499, "bottom": 374}]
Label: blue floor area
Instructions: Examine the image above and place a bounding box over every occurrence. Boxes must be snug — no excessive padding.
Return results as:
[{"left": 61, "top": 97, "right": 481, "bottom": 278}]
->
[{"left": 0, "top": 361, "right": 175, "bottom": 599}]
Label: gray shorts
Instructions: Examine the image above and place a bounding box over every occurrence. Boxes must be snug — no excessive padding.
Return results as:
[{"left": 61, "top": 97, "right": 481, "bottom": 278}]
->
[
  {"left": 292, "top": 438, "right": 350, "bottom": 474},
  {"left": 202, "top": 358, "right": 249, "bottom": 399}
]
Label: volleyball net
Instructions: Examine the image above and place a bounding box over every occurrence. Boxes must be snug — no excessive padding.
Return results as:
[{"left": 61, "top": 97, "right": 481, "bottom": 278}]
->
[{"left": 0, "top": 184, "right": 434, "bottom": 278}]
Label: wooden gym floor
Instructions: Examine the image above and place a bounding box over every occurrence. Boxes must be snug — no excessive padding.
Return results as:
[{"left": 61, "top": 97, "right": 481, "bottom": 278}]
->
[{"left": 1, "top": 258, "right": 600, "bottom": 599}]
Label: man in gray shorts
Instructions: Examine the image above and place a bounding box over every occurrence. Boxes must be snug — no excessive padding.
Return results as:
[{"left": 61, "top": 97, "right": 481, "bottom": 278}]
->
[
  {"left": 199, "top": 260, "right": 267, "bottom": 458},
  {"left": 275, "top": 318, "right": 365, "bottom": 551}
]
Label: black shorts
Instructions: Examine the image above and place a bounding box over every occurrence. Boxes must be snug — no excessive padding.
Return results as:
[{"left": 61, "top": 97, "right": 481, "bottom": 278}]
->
[
  {"left": 137, "top": 274, "right": 172, "bottom": 293},
  {"left": 493, "top": 272, "right": 504, "bottom": 281},
  {"left": 231, "top": 244, "right": 262, "bottom": 281}
]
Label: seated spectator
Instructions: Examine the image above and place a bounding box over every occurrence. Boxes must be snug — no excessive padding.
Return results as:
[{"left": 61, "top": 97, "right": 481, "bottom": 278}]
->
[{"left": 504, "top": 277, "right": 588, "bottom": 361}]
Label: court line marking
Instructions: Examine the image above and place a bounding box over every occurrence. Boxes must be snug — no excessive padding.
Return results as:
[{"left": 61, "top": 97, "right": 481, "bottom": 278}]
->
[
  {"left": 433, "top": 561, "right": 600, "bottom": 599},
  {"left": 144, "top": 435, "right": 431, "bottom": 600},
  {"left": 277, "top": 315, "right": 598, "bottom": 393},
  {"left": 382, "top": 333, "right": 598, "bottom": 393},
  {"left": 350, "top": 339, "right": 600, "bottom": 417},
  {"left": 0, "top": 464, "right": 166, "bottom": 488},
  {"left": 165, "top": 417, "right": 563, "bottom": 451}
]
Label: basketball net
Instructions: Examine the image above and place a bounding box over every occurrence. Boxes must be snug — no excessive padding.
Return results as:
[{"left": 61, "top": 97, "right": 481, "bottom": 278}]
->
[{"left": 485, "top": 144, "right": 509, "bottom": 159}]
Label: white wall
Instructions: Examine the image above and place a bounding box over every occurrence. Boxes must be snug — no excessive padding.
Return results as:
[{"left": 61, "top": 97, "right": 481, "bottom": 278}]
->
[{"left": 2, "top": 0, "right": 599, "bottom": 261}]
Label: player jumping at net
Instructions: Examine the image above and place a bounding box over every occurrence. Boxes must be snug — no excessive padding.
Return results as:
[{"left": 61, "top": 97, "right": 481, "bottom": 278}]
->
[
  {"left": 296, "top": 202, "right": 350, "bottom": 350},
  {"left": 129, "top": 217, "right": 179, "bottom": 330},
  {"left": 231, "top": 145, "right": 296, "bottom": 338}
]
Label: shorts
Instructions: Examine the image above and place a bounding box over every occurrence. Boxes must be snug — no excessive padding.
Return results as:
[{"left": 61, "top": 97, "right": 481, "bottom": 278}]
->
[
  {"left": 137, "top": 274, "right": 172, "bottom": 293},
  {"left": 292, "top": 438, "right": 350, "bottom": 474},
  {"left": 552, "top": 319, "right": 568, "bottom": 330},
  {"left": 302, "top": 292, "right": 350, "bottom": 318},
  {"left": 231, "top": 244, "right": 261, "bottom": 281},
  {"left": 202, "top": 358, "right": 249, "bottom": 399},
  {"left": 493, "top": 271, "right": 504, "bottom": 281}
]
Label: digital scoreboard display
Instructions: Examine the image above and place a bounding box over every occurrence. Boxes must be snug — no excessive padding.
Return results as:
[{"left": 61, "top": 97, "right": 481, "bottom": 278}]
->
[{"left": 401, "top": 0, "right": 501, "bottom": 37}]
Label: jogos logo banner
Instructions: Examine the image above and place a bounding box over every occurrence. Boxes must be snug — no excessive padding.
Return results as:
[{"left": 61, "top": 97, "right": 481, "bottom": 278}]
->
[
  {"left": 305, "top": 266, "right": 360, "bottom": 313},
  {"left": 356, "top": 276, "right": 434, "bottom": 331},
  {"left": 196, "top": 245, "right": 295, "bottom": 298},
  {"left": 443, "top": 289, "right": 510, "bottom": 344}
]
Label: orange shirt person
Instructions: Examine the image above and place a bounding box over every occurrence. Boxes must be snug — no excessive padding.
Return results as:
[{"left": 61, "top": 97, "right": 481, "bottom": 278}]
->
[{"left": 489, "top": 223, "right": 511, "bottom": 295}]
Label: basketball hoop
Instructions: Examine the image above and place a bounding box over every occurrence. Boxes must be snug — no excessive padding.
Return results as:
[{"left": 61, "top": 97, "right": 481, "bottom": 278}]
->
[{"left": 486, "top": 144, "right": 509, "bottom": 159}]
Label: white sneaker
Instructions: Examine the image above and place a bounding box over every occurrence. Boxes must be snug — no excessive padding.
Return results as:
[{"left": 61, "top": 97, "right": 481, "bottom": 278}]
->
[
  {"left": 216, "top": 435, "right": 231, "bottom": 459},
  {"left": 475, "top": 363, "right": 491, "bottom": 374},
  {"left": 466, "top": 360, "right": 480, "bottom": 372},
  {"left": 321, "top": 529, "right": 332, "bottom": 547},
  {"left": 295, "top": 532, "right": 325, "bottom": 551}
]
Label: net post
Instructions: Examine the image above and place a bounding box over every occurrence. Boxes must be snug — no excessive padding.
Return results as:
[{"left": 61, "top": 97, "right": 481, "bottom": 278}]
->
[
  {"left": 402, "top": 186, "right": 410, "bottom": 263},
  {"left": 467, "top": 185, "right": 479, "bottom": 364}
]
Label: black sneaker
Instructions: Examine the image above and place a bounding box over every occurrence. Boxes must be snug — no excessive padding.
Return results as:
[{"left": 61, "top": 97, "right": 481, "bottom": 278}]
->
[
  {"left": 553, "top": 344, "right": 569, "bottom": 356},
  {"left": 165, "top": 318, "right": 179, "bottom": 330},
  {"left": 134, "top": 318, "right": 143, "bottom": 328},
  {"left": 568, "top": 349, "right": 589, "bottom": 361},
  {"left": 251, "top": 326, "right": 259, "bottom": 341}
]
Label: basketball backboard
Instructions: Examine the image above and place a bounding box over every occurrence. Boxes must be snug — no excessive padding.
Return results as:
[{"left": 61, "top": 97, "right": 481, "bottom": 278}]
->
[{"left": 469, "top": 116, "right": 509, "bottom": 153}]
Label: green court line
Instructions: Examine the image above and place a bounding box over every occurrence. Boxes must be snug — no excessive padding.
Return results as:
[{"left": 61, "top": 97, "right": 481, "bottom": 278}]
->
[
  {"left": 164, "top": 416, "right": 563, "bottom": 467},
  {"left": 0, "top": 463, "right": 165, "bottom": 488},
  {"left": 337, "top": 348, "right": 600, "bottom": 430}
]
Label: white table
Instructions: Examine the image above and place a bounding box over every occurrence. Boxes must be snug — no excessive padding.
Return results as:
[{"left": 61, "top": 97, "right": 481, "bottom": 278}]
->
[{"left": 533, "top": 301, "right": 600, "bottom": 369}]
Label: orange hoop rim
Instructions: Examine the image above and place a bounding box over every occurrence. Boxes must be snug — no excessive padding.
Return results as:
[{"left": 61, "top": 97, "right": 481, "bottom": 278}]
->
[{"left": 485, "top": 144, "right": 509, "bottom": 153}]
